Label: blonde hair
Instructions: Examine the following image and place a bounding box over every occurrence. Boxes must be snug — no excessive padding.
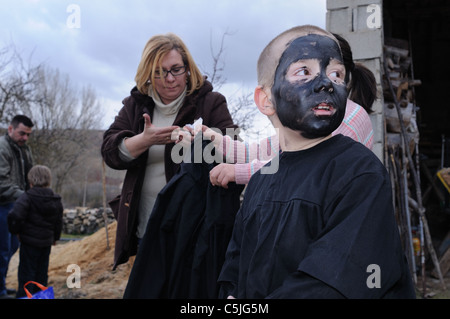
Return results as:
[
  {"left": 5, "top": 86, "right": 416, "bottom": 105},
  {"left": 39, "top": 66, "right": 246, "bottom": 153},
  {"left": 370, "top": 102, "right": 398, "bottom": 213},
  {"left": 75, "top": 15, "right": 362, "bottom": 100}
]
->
[
  {"left": 28, "top": 165, "right": 52, "bottom": 188},
  {"left": 257, "top": 25, "right": 339, "bottom": 89},
  {"left": 135, "top": 33, "right": 204, "bottom": 95}
]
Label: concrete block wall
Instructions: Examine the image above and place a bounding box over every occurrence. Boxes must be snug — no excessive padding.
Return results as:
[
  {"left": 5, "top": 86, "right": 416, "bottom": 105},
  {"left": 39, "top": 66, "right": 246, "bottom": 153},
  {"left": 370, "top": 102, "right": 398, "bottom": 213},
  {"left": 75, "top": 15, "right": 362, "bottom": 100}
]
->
[{"left": 326, "top": 0, "right": 385, "bottom": 162}]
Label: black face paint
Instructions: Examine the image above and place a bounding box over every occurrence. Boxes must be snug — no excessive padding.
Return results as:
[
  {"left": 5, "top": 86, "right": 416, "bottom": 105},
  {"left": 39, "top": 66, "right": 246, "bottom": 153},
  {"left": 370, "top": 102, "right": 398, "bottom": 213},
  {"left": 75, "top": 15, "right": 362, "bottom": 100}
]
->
[{"left": 272, "top": 34, "right": 348, "bottom": 139}]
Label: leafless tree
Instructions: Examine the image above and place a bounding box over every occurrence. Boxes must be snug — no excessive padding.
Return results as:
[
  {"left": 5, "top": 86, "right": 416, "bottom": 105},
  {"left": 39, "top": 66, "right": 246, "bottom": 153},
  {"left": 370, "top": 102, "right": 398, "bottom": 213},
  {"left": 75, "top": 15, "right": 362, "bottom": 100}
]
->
[
  {"left": 205, "top": 31, "right": 272, "bottom": 139},
  {"left": 0, "top": 45, "right": 102, "bottom": 195},
  {"left": 24, "top": 67, "right": 102, "bottom": 193},
  {"left": 204, "top": 30, "right": 233, "bottom": 90},
  {"left": 0, "top": 45, "right": 43, "bottom": 126}
]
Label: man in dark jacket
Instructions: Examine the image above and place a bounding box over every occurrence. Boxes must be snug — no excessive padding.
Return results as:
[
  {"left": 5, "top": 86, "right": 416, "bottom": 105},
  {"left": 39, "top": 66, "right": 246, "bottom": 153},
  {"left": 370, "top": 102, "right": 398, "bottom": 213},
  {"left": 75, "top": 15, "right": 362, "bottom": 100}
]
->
[
  {"left": 8, "top": 165, "right": 63, "bottom": 299},
  {"left": 0, "top": 115, "right": 34, "bottom": 299}
]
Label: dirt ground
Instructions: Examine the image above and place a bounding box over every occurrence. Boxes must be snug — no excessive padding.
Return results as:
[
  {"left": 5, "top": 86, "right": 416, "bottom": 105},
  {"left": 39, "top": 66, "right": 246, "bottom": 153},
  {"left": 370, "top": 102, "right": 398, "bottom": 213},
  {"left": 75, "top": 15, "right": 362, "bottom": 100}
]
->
[
  {"left": 6, "top": 221, "right": 135, "bottom": 299},
  {"left": 415, "top": 274, "right": 450, "bottom": 299},
  {"left": 6, "top": 220, "right": 450, "bottom": 299}
]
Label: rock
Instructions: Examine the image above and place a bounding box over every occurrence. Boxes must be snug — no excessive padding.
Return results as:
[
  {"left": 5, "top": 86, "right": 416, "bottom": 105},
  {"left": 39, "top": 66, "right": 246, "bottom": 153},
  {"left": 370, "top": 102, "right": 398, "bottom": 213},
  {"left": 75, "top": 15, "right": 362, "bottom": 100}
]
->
[{"left": 63, "top": 207, "right": 114, "bottom": 235}]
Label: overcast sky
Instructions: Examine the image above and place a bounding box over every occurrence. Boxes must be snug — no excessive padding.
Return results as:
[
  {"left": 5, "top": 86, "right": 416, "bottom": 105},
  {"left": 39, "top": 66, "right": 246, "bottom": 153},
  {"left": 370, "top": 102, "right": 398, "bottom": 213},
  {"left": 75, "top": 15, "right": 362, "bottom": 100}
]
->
[{"left": 1, "top": 0, "right": 327, "bottom": 129}]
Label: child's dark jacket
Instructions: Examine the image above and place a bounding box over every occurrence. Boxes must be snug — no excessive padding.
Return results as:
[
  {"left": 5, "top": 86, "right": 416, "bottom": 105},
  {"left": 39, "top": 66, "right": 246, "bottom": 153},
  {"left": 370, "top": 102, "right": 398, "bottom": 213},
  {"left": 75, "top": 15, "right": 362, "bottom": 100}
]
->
[{"left": 8, "top": 187, "right": 63, "bottom": 247}]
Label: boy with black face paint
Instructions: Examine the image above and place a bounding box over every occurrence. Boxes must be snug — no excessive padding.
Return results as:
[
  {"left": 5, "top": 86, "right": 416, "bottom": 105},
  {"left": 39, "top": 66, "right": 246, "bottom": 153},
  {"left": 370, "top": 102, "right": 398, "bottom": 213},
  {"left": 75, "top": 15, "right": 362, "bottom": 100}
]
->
[
  {"left": 218, "top": 25, "right": 415, "bottom": 299},
  {"left": 272, "top": 33, "right": 348, "bottom": 139}
]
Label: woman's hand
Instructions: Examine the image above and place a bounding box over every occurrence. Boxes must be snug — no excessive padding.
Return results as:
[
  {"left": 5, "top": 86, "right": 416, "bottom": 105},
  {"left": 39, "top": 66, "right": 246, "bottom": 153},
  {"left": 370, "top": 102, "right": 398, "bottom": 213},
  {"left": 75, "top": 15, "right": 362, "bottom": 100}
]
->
[
  {"left": 142, "top": 113, "right": 179, "bottom": 146},
  {"left": 123, "top": 114, "right": 179, "bottom": 158}
]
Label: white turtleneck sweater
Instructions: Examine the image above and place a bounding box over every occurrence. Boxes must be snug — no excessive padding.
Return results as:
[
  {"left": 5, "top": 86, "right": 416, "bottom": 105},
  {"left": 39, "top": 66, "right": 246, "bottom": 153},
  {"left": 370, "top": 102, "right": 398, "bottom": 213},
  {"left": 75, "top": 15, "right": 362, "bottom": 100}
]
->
[{"left": 119, "top": 87, "right": 186, "bottom": 238}]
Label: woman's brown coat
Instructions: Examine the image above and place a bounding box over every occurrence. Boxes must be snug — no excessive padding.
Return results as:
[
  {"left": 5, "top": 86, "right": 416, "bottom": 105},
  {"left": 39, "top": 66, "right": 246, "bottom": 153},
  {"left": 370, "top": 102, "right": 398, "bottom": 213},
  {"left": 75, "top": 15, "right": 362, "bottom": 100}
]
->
[{"left": 101, "top": 80, "right": 237, "bottom": 268}]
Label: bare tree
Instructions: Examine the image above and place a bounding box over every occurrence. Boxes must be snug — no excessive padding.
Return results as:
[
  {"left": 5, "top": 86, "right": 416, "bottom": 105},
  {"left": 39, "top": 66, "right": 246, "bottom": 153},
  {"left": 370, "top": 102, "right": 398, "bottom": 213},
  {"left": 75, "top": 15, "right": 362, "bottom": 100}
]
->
[
  {"left": 204, "top": 30, "right": 233, "bottom": 90},
  {"left": 205, "top": 31, "right": 272, "bottom": 139},
  {"left": 227, "top": 92, "right": 261, "bottom": 132},
  {"left": 0, "top": 45, "right": 102, "bottom": 195},
  {"left": 0, "top": 45, "right": 43, "bottom": 125},
  {"left": 24, "top": 66, "right": 102, "bottom": 193}
]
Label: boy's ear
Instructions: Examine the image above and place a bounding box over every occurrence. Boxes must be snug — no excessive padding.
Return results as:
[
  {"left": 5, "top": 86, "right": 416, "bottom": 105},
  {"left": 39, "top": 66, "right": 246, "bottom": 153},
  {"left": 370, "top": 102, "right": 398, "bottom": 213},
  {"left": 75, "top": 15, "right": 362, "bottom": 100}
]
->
[{"left": 254, "top": 86, "right": 276, "bottom": 116}]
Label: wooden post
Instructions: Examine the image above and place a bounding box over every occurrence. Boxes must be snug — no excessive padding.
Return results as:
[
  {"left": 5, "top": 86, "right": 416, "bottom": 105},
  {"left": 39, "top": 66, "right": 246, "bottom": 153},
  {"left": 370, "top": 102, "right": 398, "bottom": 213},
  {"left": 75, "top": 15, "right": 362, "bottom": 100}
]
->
[{"left": 102, "top": 160, "right": 110, "bottom": 250}]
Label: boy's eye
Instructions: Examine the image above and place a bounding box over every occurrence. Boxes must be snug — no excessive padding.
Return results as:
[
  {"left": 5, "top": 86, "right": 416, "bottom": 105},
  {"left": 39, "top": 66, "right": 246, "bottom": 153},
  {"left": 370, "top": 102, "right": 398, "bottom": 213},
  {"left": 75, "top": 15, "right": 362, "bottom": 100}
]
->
[
  {"left": 329, "top": 70, "right": 345, "bottom": 84},
  {"left": 294, "top": 67, "right": 309, "bottom": 76},
  {"left": 329, "top": 71, "right": 340, "bottom": 78}
]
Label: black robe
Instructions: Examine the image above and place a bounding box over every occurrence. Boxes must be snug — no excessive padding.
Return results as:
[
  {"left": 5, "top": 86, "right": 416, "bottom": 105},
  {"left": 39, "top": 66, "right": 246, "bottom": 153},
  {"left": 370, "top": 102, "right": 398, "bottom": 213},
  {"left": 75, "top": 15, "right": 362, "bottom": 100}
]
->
[
  {"left": 123, "top": 139, "right": 244, "bottom": 299},
  {"left": 218, "top": 135, "right": 416, "bottom": 299}
]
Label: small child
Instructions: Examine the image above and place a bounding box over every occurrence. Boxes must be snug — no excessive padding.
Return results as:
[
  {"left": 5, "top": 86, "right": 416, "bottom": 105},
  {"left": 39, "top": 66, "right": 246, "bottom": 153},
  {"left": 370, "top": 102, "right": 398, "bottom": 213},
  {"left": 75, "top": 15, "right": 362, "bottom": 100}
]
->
[
  {"left": 217, "top": 25, "right": 415, "bottom": 299},
  {"left": 8, "top": 165, "right": 63, "bottom": 298}
]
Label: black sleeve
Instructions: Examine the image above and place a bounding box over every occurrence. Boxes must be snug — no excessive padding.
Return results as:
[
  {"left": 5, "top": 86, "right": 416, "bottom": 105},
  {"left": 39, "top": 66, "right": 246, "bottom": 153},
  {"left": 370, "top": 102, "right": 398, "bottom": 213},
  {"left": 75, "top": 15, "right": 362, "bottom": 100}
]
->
[{"left": 7, "top": 193, "right": 30, "bottom": 234}]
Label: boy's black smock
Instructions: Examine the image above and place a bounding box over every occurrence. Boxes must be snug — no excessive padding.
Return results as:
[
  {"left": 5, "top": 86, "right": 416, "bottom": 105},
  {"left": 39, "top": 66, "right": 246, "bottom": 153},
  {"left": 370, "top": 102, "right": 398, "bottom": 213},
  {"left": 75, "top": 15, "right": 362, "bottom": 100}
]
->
[
  {"left": 218, "top": 135, "right": 416, "bottom": 299},
  {"left": 124, "top": 138, "right": 244, "bottom": 298}
]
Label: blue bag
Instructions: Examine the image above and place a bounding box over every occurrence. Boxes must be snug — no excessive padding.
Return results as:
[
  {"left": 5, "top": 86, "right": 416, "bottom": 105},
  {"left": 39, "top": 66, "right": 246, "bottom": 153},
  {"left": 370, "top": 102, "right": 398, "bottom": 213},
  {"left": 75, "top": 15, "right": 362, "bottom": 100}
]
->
[{"left": 23, "top": 281, "right": 54, "bottom": 299}]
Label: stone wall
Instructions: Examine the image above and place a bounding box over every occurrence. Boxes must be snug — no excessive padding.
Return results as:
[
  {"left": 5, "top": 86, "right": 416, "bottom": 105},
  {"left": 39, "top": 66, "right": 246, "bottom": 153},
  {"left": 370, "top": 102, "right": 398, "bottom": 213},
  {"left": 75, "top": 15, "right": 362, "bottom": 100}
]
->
[
  {"left": 63, "top": 207, "right": 115, "bottom": 235},
  {"left": 326, "top": 0, "right": 385, "bottom": 163}
]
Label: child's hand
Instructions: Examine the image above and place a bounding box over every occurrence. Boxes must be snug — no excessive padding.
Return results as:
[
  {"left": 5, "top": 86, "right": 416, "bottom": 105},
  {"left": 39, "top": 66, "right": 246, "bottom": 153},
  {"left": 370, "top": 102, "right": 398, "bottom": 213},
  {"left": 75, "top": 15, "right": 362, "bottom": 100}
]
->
[
  {"left": 202, "top": 125, "right": 223, "bottom": 143},
  {"left": 209, "top": 163, "right": 236, "bottom": 189},
  {"left": 173, "top": 127, "right": 193, "bottom": 147},
  {"left": 174, "top": 118, "right": 204, "bottom": 146}
]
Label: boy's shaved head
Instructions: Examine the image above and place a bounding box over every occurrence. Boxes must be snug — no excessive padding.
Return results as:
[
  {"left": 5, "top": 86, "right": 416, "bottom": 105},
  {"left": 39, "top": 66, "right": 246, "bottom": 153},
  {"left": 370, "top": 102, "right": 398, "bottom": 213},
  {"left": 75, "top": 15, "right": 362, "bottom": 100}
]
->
[{"left": 257, "top": 25, "right": 339, "bottom": 89}]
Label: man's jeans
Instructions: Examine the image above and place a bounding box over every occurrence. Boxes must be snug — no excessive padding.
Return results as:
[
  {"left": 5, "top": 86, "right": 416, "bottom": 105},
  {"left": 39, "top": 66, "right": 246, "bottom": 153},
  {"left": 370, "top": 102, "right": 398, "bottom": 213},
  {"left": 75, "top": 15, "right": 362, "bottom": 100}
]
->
[{"left": 0, "top": 203, "right": 19, "bottom": 296}]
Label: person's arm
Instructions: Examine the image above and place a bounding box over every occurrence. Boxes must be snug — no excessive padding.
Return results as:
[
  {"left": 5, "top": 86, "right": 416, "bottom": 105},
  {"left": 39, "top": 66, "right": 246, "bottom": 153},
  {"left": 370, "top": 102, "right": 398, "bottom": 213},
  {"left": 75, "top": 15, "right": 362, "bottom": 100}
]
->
[
  {"left": 53, "top": 199, "right": 64, "bottom": 244},
  {"left": 209, "top": 160, "right": 272, "bottom": 187},
  {"left": 208, "top": 134, "right": 278, "bottom": 187},
  {"left": 334, "top": 100, "right": 374, "bottom": 150},
  {"left": 234, "top": 160, "right": 270, "bottom": 184},
  {"left": 222, "top": 135, "right": 278, "bottom": 164},
  {"left": 0, "top": 148, "right": 24, "bottom": 201},
  {"left": 203, "top": 127, "right": 279, "bottom": 164},
  {"left": 7, "top": 193, "right": 30, "bottom": 234}
]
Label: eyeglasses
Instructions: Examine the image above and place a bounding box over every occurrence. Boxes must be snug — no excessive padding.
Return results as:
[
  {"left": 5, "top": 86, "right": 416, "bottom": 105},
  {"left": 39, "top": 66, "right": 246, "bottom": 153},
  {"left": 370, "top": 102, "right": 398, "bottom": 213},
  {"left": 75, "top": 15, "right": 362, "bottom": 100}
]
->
[{"left": 154, "top": 65, "right": 187, "bottom": 79}]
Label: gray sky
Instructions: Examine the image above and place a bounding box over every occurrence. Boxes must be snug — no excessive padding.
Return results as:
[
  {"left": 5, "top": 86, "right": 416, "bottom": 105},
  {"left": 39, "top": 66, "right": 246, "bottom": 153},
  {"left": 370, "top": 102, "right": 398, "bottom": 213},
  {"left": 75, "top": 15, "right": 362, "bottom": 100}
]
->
[{"left": 1, "top": 0, "right": 327, "bottom": 129}]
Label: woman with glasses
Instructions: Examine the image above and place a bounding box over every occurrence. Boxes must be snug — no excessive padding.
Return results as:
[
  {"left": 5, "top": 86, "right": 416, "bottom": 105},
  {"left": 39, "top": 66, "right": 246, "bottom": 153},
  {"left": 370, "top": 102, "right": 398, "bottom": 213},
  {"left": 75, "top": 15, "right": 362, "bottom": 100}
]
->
[{"left": 101, "top": 33, "right": 237, "bottom": 270}]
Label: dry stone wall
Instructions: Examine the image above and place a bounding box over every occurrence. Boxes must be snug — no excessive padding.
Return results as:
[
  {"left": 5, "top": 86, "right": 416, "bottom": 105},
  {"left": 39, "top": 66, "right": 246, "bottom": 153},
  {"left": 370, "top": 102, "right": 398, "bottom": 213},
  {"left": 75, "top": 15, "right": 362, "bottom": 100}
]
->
[{"left": 63, "top": 207, "right": 115, "bottom": 235}]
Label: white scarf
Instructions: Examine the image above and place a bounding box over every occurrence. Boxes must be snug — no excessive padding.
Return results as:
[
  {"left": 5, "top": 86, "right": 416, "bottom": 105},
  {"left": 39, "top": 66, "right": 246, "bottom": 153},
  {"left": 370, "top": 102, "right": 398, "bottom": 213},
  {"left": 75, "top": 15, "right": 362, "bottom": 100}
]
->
[{"left": 148, "top": 85, "right": 187, "bottom": 115}]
